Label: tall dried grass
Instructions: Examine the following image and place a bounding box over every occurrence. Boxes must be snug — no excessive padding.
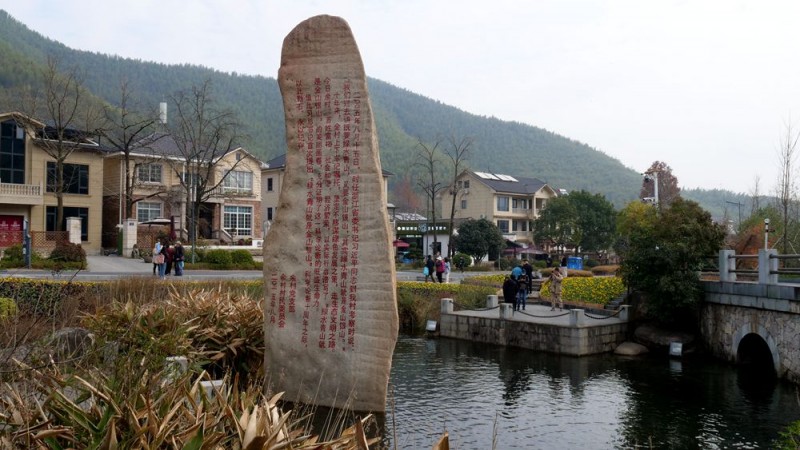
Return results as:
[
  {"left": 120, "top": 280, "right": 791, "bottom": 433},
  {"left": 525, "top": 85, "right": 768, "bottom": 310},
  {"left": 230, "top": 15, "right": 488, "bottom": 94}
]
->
[{"left": 0, "top": 281, "right": 384, "bottom": 448}]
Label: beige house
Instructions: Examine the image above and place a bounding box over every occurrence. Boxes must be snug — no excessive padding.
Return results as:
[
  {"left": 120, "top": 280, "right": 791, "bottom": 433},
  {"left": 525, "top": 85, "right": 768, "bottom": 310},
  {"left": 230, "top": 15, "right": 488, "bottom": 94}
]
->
[
  {"left": 0, "top": 112, "right": 108, "bottom": 254},
  {"left": 439, "top": 170, "right": 558, "bottom": 246},
  {"left": 102, "top": 133, "right": 268, "bottom": 247}
]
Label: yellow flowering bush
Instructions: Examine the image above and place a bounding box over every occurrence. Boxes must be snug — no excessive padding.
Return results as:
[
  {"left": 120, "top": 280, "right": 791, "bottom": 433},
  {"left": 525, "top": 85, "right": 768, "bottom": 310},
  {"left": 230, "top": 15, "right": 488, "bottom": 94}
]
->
[
  {"left": 540, "top": 276, "right": 625, "bottom": 305},
  {"left": 0, "top": 296, "right": 18, "bottom": 319}
]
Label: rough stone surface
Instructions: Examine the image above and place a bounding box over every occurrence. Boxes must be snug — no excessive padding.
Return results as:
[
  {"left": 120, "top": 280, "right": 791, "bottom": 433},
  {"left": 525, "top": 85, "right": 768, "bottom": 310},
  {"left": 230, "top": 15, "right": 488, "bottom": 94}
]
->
[
  {"left": 263, "top": 15, "right": 398, "bottom": 412},
  {"left": 701, "top": 300, "right": 800, "bottom": 382},
  {"left": 614, "top": 341, "right": 649, "bottom": 356}
]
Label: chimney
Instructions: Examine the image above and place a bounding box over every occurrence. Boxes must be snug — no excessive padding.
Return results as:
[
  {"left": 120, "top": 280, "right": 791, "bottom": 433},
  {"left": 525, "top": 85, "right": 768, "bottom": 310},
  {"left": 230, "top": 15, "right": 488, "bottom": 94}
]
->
[{"left": 159, "top": 102, "right": 168, "bottom": 124}]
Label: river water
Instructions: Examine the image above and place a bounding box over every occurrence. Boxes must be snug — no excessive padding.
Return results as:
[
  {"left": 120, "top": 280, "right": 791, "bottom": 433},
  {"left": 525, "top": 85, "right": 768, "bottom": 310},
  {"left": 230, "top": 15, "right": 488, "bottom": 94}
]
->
[{"left": 380, "top": 335, "right": 800, "bottom": 449}]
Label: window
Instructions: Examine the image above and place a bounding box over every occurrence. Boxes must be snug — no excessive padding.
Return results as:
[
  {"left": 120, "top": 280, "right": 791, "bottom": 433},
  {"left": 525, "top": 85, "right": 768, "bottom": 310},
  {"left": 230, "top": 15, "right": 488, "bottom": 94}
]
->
[
  {"left": 464, "top": 180, "right": 470, "bottom": 189},
  {"left": 497, "top": 219, "right": 509, "bottom": 233},
  {"left": 136, "top": 202, "right": 162, "bottom": 223},
  {"left": 497, "top": 196, "right": 509, "bottom": 212},
  {"left": 456, "top": 180, "right": 462, "bottom": 189},
  {"left": 512, "top": 220, "right": 518, "bottom": 232},
  {"left": 0, "top": 120, "right": 25, "bottom": 184},
  {"left": 224, "top": 205, "right": 252, "bottom": 236},
  {"left": 460, "top": 199, "right": 467, "bottom": 209},
  {"left": 46, "top": 162, "right": 88, "bottom": 194},
  {"left": 223, "top": 170, "right": 253, "bottom": 193},
  {"left": 46, "top": 206, "right": 88, "bottom": 241},
  {"left": 182, "top": 172, "right": 204, "bottom": 188},
  {"left": 267, "top": 207, "right": 274, "bottom": 221},
  {"left": 267, "top": 177, "right": 274, "bottom": 192},
  {"left": 137, "top": 164, "right": 162, "bottom": 183}
]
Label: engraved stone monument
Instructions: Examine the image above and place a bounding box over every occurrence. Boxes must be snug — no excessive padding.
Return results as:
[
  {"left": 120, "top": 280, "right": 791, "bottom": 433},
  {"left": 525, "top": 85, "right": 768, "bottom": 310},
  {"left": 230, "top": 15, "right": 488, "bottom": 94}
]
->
[{"left": 263, "top": 15, "right": 398, "bottom": 412}]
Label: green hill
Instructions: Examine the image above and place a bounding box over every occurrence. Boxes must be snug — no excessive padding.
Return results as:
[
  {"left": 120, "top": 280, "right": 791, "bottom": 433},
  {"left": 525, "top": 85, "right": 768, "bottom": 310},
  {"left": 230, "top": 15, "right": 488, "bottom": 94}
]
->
[{"left": 0, "top": 9, "right": 744, "bottom": 213}]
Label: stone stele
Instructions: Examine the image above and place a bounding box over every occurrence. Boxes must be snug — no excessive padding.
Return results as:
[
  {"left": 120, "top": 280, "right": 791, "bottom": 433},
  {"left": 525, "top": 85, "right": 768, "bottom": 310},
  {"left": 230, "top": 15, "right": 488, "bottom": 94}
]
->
[{"left": 263, "top": 15, "right": 398, "bottom": 412}]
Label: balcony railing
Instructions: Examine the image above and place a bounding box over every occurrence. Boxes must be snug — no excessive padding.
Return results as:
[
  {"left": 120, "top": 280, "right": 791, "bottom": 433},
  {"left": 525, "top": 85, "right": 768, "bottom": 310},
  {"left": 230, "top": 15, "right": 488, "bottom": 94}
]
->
[{"left": 0, "top": 182, "right": 43, "bottom": 205}]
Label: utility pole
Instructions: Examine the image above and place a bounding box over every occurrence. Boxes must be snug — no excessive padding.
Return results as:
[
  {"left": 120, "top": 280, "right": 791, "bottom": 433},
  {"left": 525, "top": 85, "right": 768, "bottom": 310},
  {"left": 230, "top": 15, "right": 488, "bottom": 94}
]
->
[{"left": 725, "top": 200, "right": 743, "bottom": 229}]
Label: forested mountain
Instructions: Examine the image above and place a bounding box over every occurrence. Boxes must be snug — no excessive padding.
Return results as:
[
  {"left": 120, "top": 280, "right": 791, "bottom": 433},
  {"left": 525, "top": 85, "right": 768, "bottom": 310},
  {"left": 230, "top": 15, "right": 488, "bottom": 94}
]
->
[{"left": 0, "top": 10, "right": 743, "bottom": 213}]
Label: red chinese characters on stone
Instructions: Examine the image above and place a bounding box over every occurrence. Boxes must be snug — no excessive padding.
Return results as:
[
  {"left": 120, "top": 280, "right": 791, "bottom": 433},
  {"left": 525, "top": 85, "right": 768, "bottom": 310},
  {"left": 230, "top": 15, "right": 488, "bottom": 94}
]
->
[{"left": 285, "top": 76, "right": 363, "bottom": 351}]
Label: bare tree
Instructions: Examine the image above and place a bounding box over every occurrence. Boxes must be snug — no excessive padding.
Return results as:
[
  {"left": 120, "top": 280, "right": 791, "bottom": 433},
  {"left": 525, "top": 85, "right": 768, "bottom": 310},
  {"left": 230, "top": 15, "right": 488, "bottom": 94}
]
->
[
  {"left": 98, "top": 80, "right": 166, "bottom": 220},
  {"left": 19, "top": 58, "right": 101, "bottom": 232},
  {"left": 414, "top": 137, "right": 445, "bottom": 255},
  {"left": 444, "top": 135, "right": 472, "bottom": 256},
  {"left": 168, "top": 80, "right": 246, "bottom": 250},
  {"left": 773, "top": 120, "right": 799, "bottom": 253}
]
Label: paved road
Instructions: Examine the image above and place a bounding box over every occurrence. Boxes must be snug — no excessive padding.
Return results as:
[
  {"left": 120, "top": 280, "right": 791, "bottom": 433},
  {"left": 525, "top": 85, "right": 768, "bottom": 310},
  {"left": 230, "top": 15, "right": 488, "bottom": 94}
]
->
[
  {"left": 1, "top": 256, "right": 500, "bottom": 282},
  {"left": 1, "top": 255, "right": 265, "bottom": 281}
]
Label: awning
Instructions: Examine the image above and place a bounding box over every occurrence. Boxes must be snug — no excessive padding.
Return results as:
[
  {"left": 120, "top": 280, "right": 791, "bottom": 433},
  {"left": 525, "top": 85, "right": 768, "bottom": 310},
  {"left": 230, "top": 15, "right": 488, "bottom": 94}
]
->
[
  {"left": 393, "top": 240, "right": 410, "bottom": 248},
  {"left": 140, "top": 217, "right": 172, "bottom": 225}
]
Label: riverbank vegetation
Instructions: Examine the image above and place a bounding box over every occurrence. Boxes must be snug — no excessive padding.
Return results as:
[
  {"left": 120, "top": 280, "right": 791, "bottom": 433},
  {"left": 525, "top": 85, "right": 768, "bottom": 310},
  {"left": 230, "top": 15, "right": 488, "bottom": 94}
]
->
[{"left": 0, "top": 281, "right": 383, "bottom": 448}]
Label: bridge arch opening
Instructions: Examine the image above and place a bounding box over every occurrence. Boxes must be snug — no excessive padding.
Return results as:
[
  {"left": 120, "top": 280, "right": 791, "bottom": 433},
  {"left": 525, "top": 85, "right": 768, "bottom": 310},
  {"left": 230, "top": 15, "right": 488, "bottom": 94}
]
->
[
  {"left": 736, "top": 333, "right": 776, "bottom": 373},
  {"left": 736, "top": 333, "right": 777, "bottom": 398}
]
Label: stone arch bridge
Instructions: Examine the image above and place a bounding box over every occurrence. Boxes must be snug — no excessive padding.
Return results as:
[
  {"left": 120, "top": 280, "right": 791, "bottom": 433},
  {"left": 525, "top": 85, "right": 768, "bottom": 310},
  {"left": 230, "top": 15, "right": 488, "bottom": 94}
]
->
[{"left": 701, "top": 249, "right": 800, "bottom": 382}]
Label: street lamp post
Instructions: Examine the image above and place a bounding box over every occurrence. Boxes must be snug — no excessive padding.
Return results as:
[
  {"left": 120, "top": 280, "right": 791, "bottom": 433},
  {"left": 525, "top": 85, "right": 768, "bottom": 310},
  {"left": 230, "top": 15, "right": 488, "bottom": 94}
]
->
[
  {"left": 643, "top": 171, "right": 660, "bottom": 207},
  {"left": 764, "top": 218, "right": 770, "bottom": 250}
]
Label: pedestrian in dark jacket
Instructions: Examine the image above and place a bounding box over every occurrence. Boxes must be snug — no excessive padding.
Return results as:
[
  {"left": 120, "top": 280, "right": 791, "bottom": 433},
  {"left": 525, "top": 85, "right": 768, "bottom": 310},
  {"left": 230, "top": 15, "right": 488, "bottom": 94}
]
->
[
  {"left": 502, "top": 276, "right": 518, "bottom": 306},
  {"left": 173, "top": 241, "right": 185, "bottom": 276}
]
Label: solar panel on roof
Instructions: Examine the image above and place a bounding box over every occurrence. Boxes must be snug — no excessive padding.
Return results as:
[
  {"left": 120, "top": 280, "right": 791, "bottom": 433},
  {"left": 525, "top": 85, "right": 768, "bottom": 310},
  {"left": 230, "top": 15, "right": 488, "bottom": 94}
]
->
[{"left": 496, "top": 174, "right": 518, "bottom": 182}]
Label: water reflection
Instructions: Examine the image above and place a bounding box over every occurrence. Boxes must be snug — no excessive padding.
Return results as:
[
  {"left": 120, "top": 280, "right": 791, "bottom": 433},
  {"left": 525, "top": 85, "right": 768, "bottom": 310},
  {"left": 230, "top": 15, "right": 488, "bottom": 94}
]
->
[{"left": 382, "top": 335, "right": 800, "bottom": 449}]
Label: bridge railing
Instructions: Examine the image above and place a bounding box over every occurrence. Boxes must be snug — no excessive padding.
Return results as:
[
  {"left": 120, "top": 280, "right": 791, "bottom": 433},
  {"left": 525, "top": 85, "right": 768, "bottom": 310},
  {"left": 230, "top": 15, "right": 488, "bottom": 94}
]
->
[{"left": 718, "top": 249, "right": 800, "bottom": 284}]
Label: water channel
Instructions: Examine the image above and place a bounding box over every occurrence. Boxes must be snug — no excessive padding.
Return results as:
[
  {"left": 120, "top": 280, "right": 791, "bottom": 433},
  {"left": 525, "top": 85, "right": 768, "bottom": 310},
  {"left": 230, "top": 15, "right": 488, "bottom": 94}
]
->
[{"left": 378, "top": 334, "right": 800, "bottom": 449}]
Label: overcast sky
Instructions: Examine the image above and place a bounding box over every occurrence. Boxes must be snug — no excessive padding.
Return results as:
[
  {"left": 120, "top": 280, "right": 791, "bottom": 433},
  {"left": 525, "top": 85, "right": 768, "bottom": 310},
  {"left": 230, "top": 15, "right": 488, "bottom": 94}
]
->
[{"left": 2, "top": 0, "right": 799, "bottom": 194}]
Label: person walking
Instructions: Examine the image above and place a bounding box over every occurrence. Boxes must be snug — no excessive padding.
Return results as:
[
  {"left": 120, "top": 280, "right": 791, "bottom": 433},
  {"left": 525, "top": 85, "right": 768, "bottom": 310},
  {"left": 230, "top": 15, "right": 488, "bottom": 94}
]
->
[
  {"left": 444, "top": 257, "right": 451, "bottom": 284},
  {"left": 516, "top": 273, "right": 529, "bottom": 311},
  {"left": 522, "top": 259, "right": 534, "bottom": 293},
  {"left": 153, "top": 239, "right": 166, "bottom": 279},
  {"left": 549, "top": 266, "right": 564, "bottom": 311},
  {"left": 165, "top": 243, "right": 174, "bottom": 276},
  {"left": 152, "top": 239, "right": 163, "bottom": 276},
  {"left": 173, "top": 241, "right": 185, "bottom": 276},
  {"left": 435, "top": 256, "right": 445, "bottom": 283},
  {"left": 424, "top": 255, "right": 435, "bottom": 282}
]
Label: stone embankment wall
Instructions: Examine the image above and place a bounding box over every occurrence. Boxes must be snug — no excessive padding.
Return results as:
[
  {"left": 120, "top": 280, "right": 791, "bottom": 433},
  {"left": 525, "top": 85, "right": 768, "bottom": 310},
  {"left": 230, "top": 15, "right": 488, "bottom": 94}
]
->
[{"left": 439, "top": 314, "right": 627, "bottom": 356}]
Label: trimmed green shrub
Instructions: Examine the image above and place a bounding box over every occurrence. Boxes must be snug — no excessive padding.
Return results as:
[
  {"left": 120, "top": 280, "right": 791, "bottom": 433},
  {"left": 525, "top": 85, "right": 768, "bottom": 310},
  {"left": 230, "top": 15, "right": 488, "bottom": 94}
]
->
[
  {"left": 452, "top": 253, "right": 471, "bottom": 271},
  {"left": 396, "top": 281, "right": 497, "bottom": 330},
  {"left": 591, "top": 265, "right": 620, "bottom": 276},
  {"left": 2, "top": 244, "right": 23, "bottom": 261},
  {"left": 584, "top": 259, "right": 601, "bottom": 268},
  {"left": 496, "top": 257, "right": 519, "bottom": 271},
  {"left": 230, "top": 249, "right": 255, "bottom": 265},
  {"left": 49, "top": 242, "right": 87, "bottom": 264},
  {"left": 204, "top": 249, "right": 233, "bottom": 266}
]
